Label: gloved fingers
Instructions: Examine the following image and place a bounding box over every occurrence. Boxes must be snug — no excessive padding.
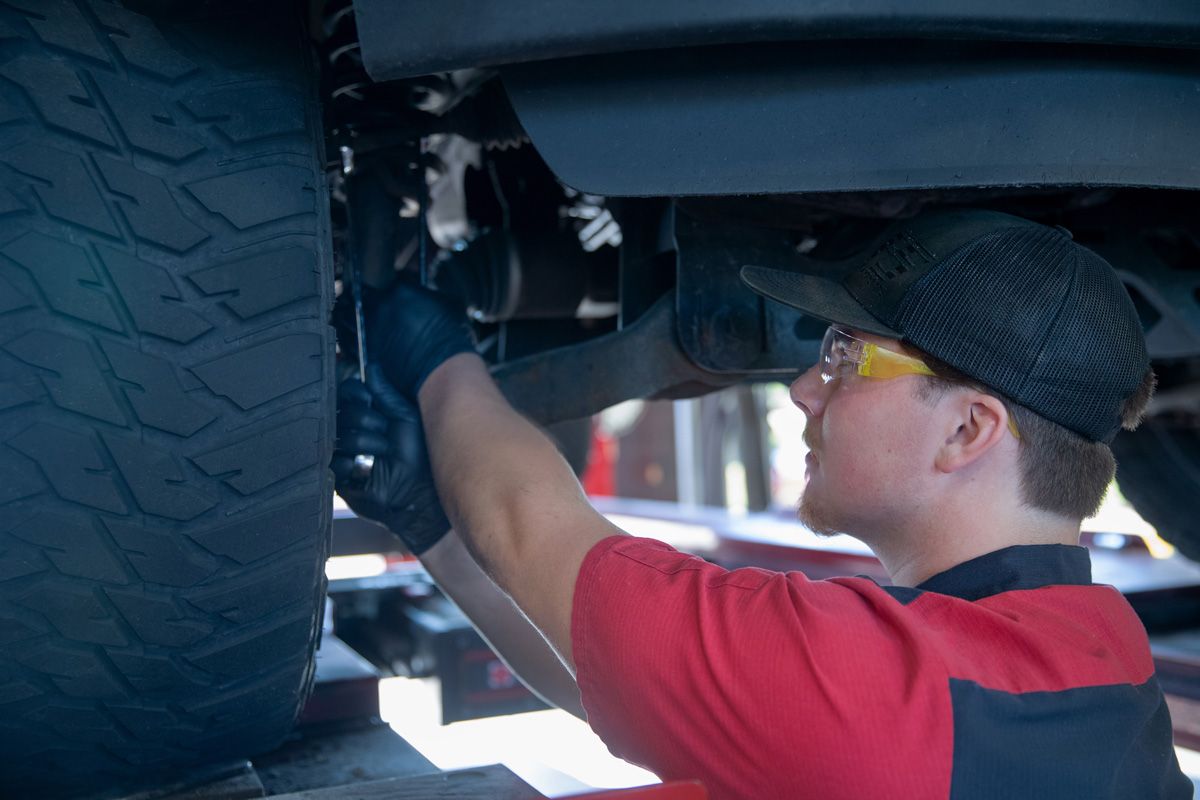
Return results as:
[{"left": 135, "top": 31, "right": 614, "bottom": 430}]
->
[
  {"left": 364, "top": 454, "right": 416, "bottom": 494},
  {"left": 332, "top": 454, "right": 394, "bottom": 518},
  {"left": 338, "top": 401, "right": 389, "bottom": 436},
  {"left": 365, "top": 363, "right": 420, "bottom": 422},
  {"left": 331, "top": 452, "right": 390, "bottom": 489},
  {"left": 330, "top": 454, "right": 356, "bottom": 485},
  {"left": 332, "top": 449, "right": 451, "bottom": 555},
  {"left": 363, "top": 366, "right": 433, "bottom": 468},
  {"left": 337, "top": 376, "right": 373, "bottom": 408},
  {"left": 333, "top": 482, "right": 385, "bottom": 526},
  {"left": 334, "top": 428, "right": 391, "bottom": 457}
]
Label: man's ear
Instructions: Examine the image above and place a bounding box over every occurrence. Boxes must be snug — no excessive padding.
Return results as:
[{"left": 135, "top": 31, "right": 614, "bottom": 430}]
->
[{"left": 934, "top": 392, "right": 1010, "bottom": 474}]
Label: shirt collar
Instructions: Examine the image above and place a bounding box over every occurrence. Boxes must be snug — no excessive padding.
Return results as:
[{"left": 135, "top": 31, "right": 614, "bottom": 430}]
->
[{"left": 912, "top": 544, "right": 1092, "bottom": 601}]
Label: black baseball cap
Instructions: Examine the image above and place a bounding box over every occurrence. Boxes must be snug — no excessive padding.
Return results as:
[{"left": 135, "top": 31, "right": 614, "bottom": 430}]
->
[{"left": 740, "top": 209, "right": 1149, "bottom": 444}]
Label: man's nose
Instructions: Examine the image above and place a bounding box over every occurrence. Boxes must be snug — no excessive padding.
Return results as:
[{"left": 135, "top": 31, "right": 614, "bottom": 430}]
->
[{"left": 790, "top": 363, "right": 829, "bottom": 418}]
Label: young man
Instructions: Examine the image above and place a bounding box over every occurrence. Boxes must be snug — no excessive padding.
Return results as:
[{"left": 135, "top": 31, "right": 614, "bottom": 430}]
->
[{"left": 334, "top": 209, "right": 1191, "bottom": 798}]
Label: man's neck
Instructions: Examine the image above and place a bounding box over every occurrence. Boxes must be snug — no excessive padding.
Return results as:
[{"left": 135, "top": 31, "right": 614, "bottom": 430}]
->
[{"left": 869, "top": 505, "right": 1082, "bottom": 588}]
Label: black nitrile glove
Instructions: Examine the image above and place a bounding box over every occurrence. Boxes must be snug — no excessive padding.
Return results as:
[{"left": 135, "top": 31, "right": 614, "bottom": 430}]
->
[
  {"left": 332, "top": 364, "right": 451, "bottom": 555},
  {"left": 368, "top": 281, "right": 476, "bottom": 402}
]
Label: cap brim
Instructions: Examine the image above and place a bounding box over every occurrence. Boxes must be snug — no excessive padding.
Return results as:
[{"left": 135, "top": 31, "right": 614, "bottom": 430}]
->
[{"left": 740, "top": 265, "right": 901, "bottom": 339}]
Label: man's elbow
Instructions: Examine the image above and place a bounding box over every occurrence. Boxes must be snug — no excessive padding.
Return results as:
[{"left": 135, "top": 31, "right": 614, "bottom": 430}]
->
[
  {"left": 449, "top": 469, "right": 586, "bottom": 580},
  {"left": 454, "top": 506, "right": 546, "bottom": 588}
]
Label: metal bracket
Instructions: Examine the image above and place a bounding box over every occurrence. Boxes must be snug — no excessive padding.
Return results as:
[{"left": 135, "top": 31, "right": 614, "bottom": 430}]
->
[
  {"left": 674, "top": 206, "right": 821, "bottom": 374},
  {"left": 492, "top": 291, "right": 741, "bottom": 424}
]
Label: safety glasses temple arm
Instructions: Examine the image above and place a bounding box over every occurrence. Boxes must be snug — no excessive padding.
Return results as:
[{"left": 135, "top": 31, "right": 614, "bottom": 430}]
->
[
  {"left": 858, "top": 344, "right": 1021, "bottom": 438},
  {"left": 858, "top": 343, "right": 937, "bottom": 380}
]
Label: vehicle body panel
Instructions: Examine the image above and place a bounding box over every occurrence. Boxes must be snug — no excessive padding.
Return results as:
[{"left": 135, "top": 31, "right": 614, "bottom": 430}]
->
[{"left": 355, "top": 0, "right": 1200, "bottom": 82}]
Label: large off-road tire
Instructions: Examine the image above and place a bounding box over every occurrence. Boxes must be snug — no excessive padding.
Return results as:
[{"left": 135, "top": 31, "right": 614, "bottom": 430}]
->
[
  {"left": 0, "top": 1, "right": 333, "bottom": 797},
  {"left": 1112, "top": 415, "right": 1200, "bottom": 563}
]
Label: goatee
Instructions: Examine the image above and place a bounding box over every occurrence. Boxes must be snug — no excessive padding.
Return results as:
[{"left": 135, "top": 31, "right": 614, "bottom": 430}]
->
[{"left": 798, "top": 489, "right": 846, "bottom": 538}]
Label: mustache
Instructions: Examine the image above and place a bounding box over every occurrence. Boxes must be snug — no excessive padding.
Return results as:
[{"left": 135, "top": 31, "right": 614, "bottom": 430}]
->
[{"left": 804, "top": 428, "right": 820, "bottom": 454}]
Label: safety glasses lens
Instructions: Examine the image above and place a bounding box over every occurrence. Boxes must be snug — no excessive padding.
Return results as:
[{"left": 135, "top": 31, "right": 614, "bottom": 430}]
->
[{"left": 820, "top": 327, "right": 839, "bottom": 383}]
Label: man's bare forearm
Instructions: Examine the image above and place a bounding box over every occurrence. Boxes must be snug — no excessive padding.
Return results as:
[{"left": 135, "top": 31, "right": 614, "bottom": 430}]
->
[
  {"left": 416, "top": 353, "right": 624, "bottom": 667},
  {"left": 420, "top": 531, "right": 585, "bottom": 719},
  {"left": 418, "top": 355, "right": 599, "bottom": 577}
]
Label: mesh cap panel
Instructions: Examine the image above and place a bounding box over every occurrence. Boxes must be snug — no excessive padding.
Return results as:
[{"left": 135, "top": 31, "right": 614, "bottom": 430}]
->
[
  {"left": 895, "top": 226, "right": 1144, "bottom": 442},
  {"left": 1020, "top": 247, "right": 1148, "bottom": 441}
]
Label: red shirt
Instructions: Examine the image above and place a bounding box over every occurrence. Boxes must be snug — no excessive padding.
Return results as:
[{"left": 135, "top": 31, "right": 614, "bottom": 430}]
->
[{"left": 571, "top": 536, "right": 1190, "bottom": 800}]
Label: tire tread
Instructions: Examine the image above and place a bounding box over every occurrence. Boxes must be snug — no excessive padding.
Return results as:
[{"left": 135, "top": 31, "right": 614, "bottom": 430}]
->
[{"left": 0, "top": 1, "right": 333, "bottom": 795}]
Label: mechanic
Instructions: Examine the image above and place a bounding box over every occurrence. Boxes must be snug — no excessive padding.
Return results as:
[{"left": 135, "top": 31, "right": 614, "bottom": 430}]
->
[{"left": 333, "top": 209, "right": 1192, "bottom": 799}]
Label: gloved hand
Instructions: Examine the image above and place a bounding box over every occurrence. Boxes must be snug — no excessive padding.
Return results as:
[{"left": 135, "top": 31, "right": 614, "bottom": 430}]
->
[
  {"left": 367, "top": 281, "right": 476, "bottom": 401},
  {"left": 332, "top": 364, "right": 451, "bottom": 555}
]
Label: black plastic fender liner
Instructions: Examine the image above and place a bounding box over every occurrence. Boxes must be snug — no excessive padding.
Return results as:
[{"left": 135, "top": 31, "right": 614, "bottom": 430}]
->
[
  {"left": 353, "top": 0, "right": 1200, "bottom": 82},
  {"left": 499, "top": 41, "right": 1200, "bottom": 197}
]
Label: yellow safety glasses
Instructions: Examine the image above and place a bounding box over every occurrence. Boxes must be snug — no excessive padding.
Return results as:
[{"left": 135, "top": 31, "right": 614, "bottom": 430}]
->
[{"left": 820, "top": 326, "right": 1020, "bottom": 439}]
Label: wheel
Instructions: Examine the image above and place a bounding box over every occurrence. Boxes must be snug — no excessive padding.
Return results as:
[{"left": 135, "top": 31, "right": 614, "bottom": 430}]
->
[
  {"left": 0, "top": 1, "right": 333, "bottom": 796},
  {"left": 1112, "top": 414, "right": 1200, "bottom": 563}
]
